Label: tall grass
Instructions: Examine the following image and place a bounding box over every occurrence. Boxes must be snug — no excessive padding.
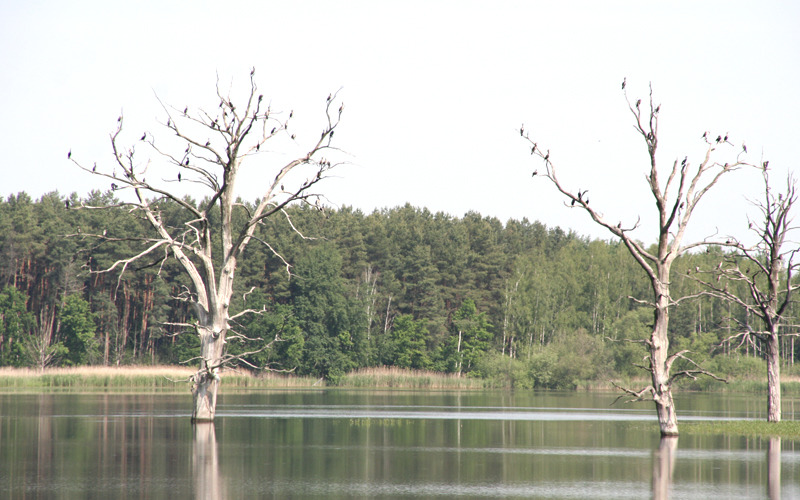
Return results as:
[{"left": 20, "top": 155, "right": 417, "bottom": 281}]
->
[
  {"left": 337, "top": 366, "right": 487, "bottom": 389},
  {"left": 0, "top": 366, "right": 320, "bottom": 391}
]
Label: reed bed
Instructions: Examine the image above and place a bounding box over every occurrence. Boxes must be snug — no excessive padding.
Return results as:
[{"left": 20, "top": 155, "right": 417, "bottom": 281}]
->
[
  {"left": 337, "top": 366, "right": 487, "bottom": 389},
  {"left": 0, "top": 366, "right": 320, "bottom": 391}
]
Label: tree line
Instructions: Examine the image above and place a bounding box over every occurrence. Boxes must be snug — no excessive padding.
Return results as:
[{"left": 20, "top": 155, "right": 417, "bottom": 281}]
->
[{"left": 0, "top": 190, "right": 794, "bottom": 384}]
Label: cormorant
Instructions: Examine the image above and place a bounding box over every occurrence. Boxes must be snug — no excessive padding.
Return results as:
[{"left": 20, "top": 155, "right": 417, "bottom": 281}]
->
[
  {"left": 636, "top": 99, "right": 641, "bottom": 108},
  {"left": 258, "top": 94, "right": 263, "bottom": 102},
  {"left": 67, "top": 149, "right": 72, "bottom": 159},
  {"left": 184, "top": 107, "right": 188, "bottom": 115},
  {"left": 141, "top": 133, "right": 146, "bottom": 141},
  {"left": 544, "top": 150, "right": 549, "bottom": 161},
  {"left": 111, "top": 183, "right": 118, "bottom": 190},
  {"left": 271, "top": 127, "right": 276, "bottom": 134},
  {"left": 742, "top": 144, "right": 747, "bottom": 153},
  {"left": 681, "top": 157, "right": 687, "bottom": 167},
  {"left": 330, "top": 130, "right": 334, "bottom": 138},
  {"left": 289, "top": 110, "right": 293, "bottom": 118},
  {"left": 532, "top": 170, "right": 538, "bottom": 176},
  {"left": 621, "top": 77, "right": 626, "bottom": 90},
  {"left": 702, "top": 131, "right": 708, "bottom": 139},
  {"left": 178, "top": 172, "right": 182, "bottom": 182}
]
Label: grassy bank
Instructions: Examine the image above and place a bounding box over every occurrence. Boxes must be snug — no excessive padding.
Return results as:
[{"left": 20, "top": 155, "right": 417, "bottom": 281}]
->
[
  {"left": 2, "top": 365, "right": 800, "bottom": 394},
  {"left": 681, "top": 420, "right": 800, "bottom": 439},
  {"left": 0, "top": 366, "right": 320, "bottom": 391}
]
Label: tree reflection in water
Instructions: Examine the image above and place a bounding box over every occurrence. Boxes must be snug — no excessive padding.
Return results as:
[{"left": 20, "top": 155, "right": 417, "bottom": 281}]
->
[
  {"left": 653, "top": 436, "right": 677, "bottom": 499},
  {"left": 768, "top": 436, "right": 780, "bottom": 500},
  {"left": 193, "top": 422, "right": 225, "bottom": 500}
]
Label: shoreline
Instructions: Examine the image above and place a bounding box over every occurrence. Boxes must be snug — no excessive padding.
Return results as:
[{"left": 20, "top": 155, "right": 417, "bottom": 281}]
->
[{"left": 1, "top": 365, "right": 799, "bottom": 394}]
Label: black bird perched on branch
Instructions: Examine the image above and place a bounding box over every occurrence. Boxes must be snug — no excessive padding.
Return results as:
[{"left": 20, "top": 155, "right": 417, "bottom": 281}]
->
[
  {"left": 67, "top": 149, "right": 72, "bottom": 159},
  {"left": 92, "top": 163, "right": 96, "bottom": 172},
  {"left": 141, "top": 133, "right": 146, "bottom": 141},
  {"left": 621, "top": 77, "right": 626, "bottom": 90},
  {"left": 716, "top": 136, "right": 722, "bottom": 143},
  {"left": 178, "top": 172, "right": 182, "bottom": 182},
  {"left": 111, "top": 183, "right": 118, "bottom": 190},
  {"left": 636, "top": 99, "right": 641, "bottom": 108}
]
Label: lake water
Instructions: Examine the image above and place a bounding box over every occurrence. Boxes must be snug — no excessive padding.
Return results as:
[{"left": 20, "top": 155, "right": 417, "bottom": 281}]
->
[{"left": 0, "top": 390, "right": 798, "bottom": 499}]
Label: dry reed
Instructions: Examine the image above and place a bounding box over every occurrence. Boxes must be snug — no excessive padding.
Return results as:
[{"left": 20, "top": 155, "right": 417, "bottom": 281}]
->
[{"left": 338, "top": 366, "right": 486, "bottom": 389}]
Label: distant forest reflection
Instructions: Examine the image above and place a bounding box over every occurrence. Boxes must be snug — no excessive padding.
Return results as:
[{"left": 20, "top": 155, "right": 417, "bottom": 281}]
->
[{"left": 0, "top": 391, "right": 798, "bottom": 499}]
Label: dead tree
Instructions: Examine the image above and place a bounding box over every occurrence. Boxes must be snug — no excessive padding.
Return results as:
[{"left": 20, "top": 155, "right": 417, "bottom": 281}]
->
[
  {"left": 691, "top": 167, "right": 800, "bottom": 422},
  {"left": 522, "top": 83, "right": 747, "bottom": 436},
  {"left": 70, "top": 71, "right": 344, "bottom": 421}
]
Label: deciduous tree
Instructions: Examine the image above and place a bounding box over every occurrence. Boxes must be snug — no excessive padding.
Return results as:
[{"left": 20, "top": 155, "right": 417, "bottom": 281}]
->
[
  {"left": 692, "top": 167, "right": 800, "bottom": 422},
  {"left": 522, "top": 83, "right": 746, "bottom": 435},
  {"left": 70, "top": 71, "right": 344, "bottom": 421}
]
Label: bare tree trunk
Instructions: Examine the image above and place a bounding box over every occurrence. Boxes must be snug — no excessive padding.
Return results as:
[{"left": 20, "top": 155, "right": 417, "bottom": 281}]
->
[
  {"left": 652, "top": 291, "right": 678, "bottom": 436},
  {"left": 192, "top": 324, "right": 226, "bottom": 422},
  {"left": 456, "top": 330, "right": 463, "bottom": 377},
  {"left": 766, "top": 332, "right": 781, "bottom": 422}
]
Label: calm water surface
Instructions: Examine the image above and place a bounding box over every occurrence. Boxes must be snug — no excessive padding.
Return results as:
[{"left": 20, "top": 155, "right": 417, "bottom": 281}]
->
[{"left": 0, "top": 390, "right": 798, "bottom": 499}]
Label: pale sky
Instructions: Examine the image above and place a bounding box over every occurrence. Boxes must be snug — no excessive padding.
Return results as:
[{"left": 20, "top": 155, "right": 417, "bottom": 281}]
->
[{"left": 2, "top": 1, "right": 798, "bottom": 244}]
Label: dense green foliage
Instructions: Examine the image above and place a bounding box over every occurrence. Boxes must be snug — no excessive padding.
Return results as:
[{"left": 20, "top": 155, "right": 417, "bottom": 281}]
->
[{"left": 1, "top": 191, "right": 798, "bottom": 384}]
